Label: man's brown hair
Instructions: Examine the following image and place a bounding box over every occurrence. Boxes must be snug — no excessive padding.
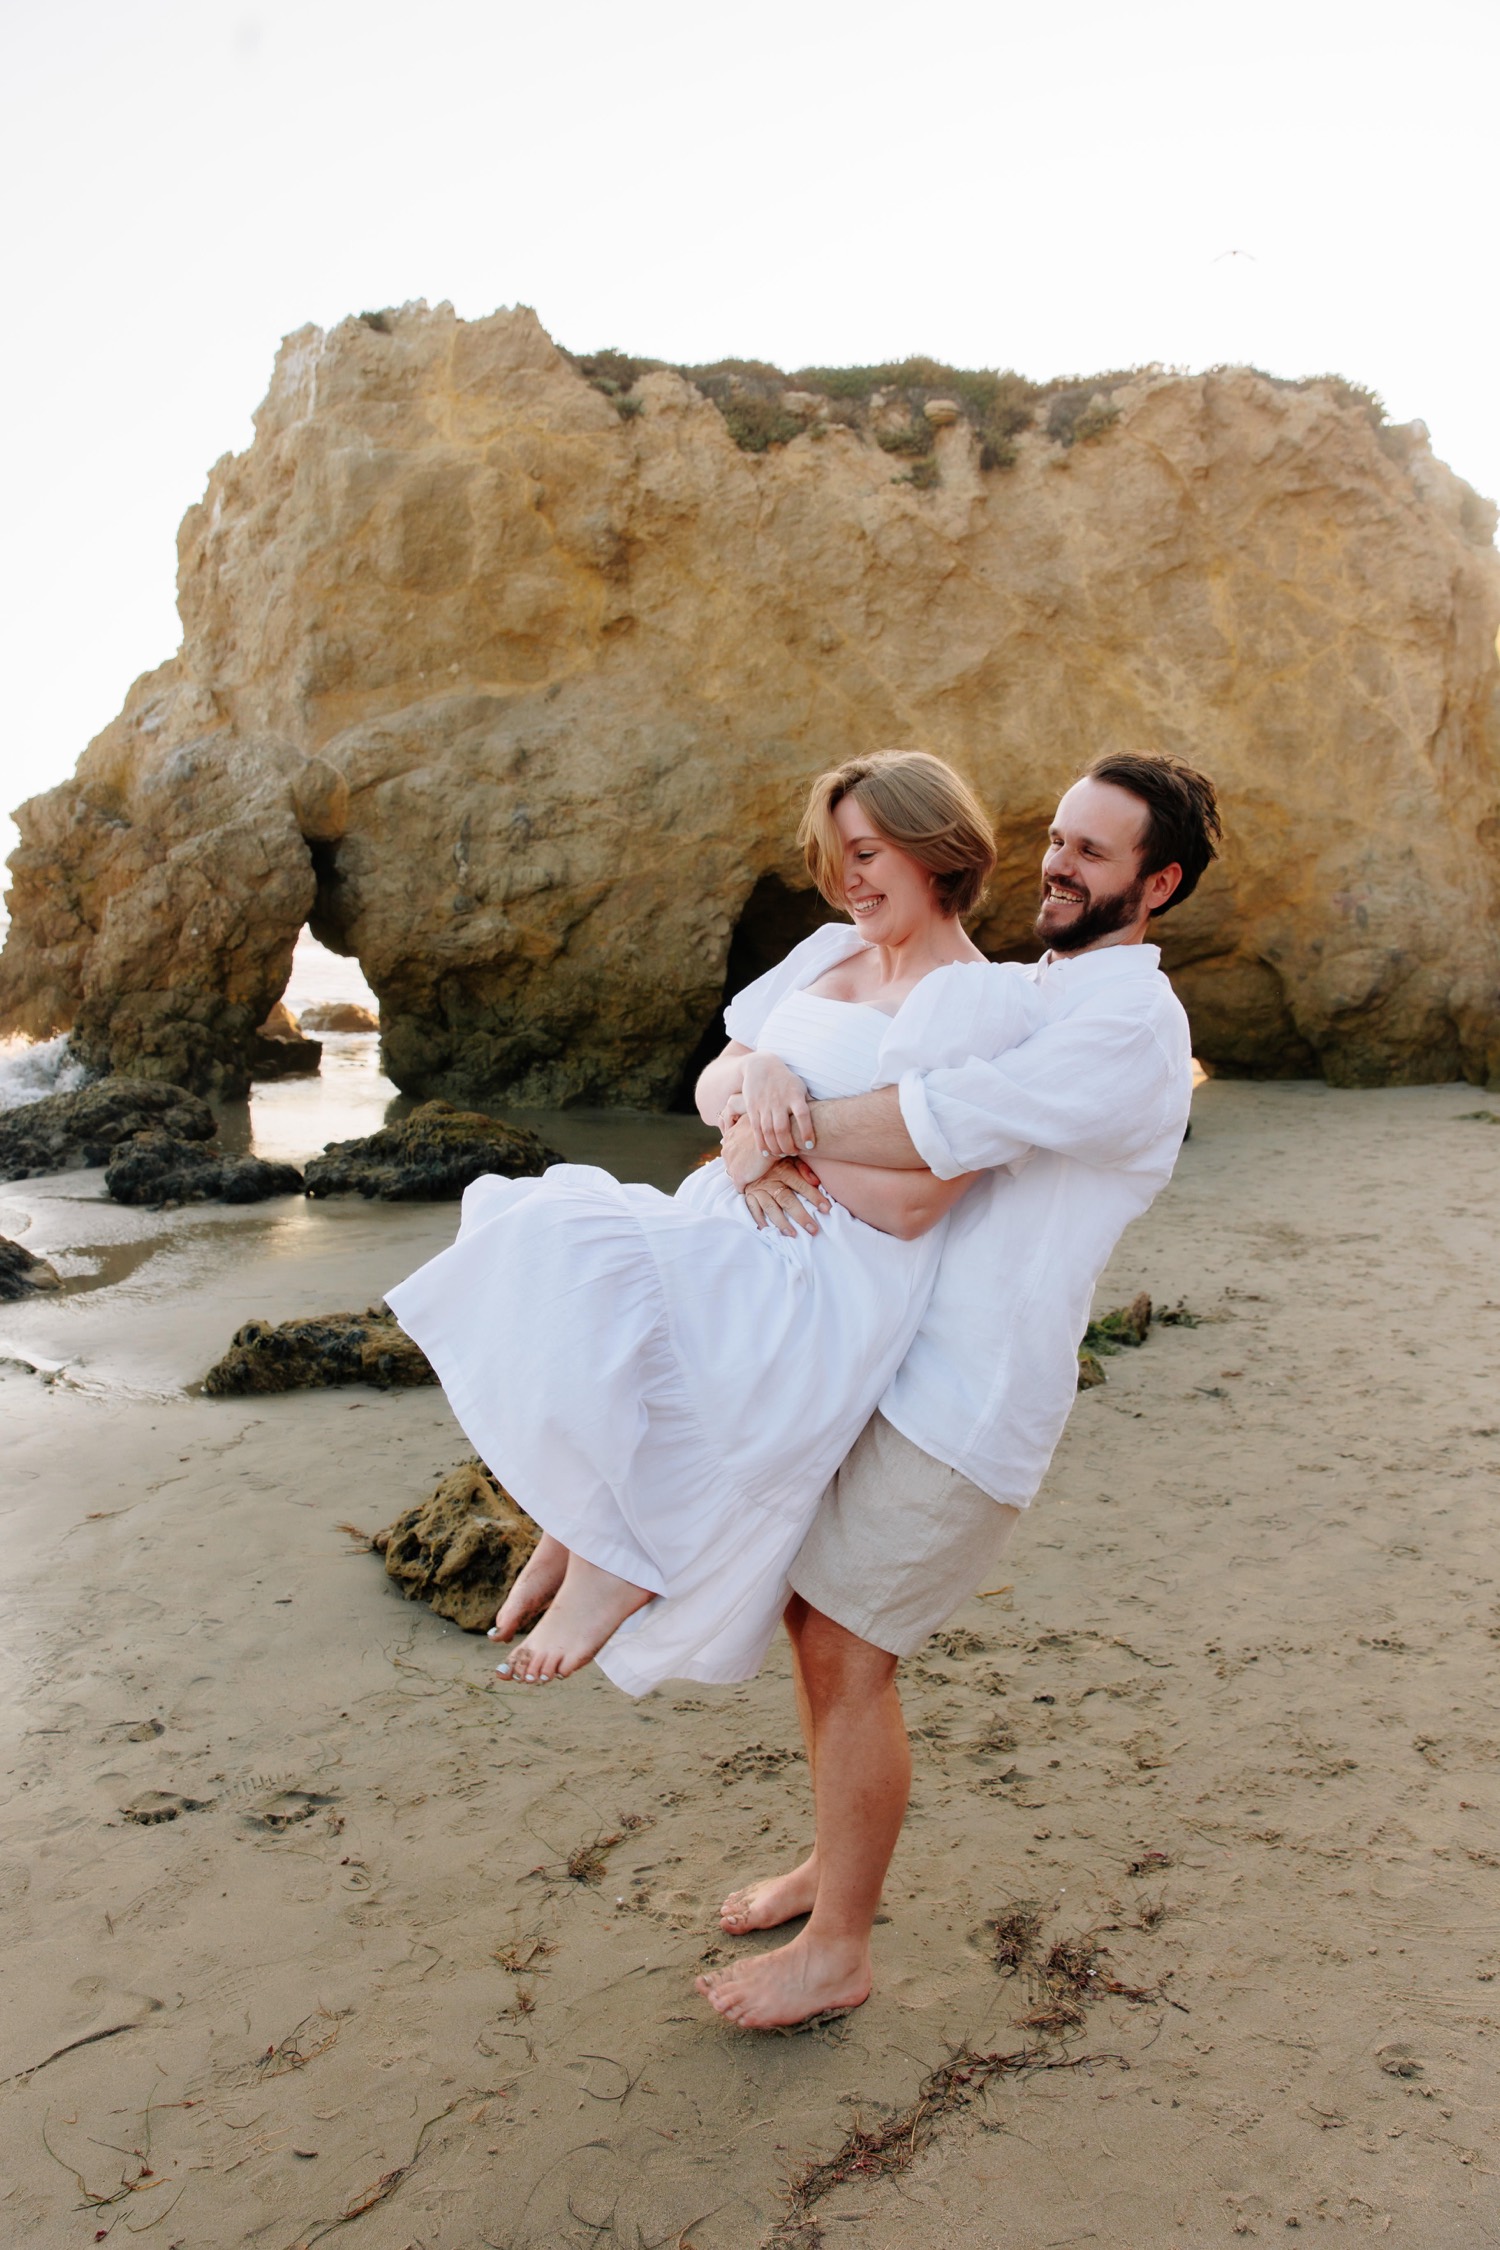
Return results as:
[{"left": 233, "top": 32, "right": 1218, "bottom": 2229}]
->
[{"left": 1085, "top": 752, "right": 1223, "bottom": 914}]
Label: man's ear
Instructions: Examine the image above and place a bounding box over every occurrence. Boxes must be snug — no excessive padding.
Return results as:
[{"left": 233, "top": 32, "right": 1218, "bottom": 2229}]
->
[{"left": 1146, "top": 862, "right": 1183, "bottom": 914}]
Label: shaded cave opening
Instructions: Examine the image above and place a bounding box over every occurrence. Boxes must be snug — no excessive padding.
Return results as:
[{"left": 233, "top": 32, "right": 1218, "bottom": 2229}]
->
[{"left": 672, "top": 874, "right": 832, "bottom": 1112}]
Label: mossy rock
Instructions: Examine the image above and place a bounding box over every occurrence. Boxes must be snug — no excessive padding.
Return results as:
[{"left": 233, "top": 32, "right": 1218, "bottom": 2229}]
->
[
  {"left": 203, "top": 1307, "right": 435, "bottom": 1395},
  {"left": 105, "top": 1128, "right": 304, "bottom": 1207},
  {"left": 302, "top": 1099, "right": 562, "bottom": 1201},
  {"left": 374, "top": 1459, "right": 539, "bottom": 1632},
  {"left": 0, "top": 1235, "right": 60, "bottom": 1301},
  {"left": 0, "top": 1076, "right": 216, "bottom": 1182}
]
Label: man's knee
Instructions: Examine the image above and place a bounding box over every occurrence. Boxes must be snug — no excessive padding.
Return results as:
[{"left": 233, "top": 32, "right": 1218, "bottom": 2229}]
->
[{"left": 797, "top": 1604, "right": 899, "bottom": 1699}]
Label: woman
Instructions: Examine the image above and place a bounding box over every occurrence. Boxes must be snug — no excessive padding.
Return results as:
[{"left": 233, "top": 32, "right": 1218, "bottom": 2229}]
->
[{"left": 385, "top": 752, "right": 1041, "bottom": 1696}]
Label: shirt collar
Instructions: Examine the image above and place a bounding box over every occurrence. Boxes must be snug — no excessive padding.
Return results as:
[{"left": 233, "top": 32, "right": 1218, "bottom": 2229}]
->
[{"left": 1034, "top": 941, "right": 1162, "bottom": 984}]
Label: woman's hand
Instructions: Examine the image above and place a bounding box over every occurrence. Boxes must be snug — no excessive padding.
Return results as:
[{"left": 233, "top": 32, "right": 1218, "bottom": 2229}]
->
[
  {"left": 743, "top": 1159, "right": 834, "bottom": 1238},
  {"left": 739, "top": 1052, "right": 814, "bottom": 1159}
]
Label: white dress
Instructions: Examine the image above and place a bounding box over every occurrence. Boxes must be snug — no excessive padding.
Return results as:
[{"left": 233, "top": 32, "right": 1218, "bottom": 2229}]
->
[{"left": 385, "top": 927, "right": 1042, "bottom": 1695}]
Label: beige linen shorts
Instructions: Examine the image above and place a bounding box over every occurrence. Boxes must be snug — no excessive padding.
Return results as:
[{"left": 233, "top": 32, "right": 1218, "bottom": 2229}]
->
[{"left": 786, "top": 1410, "right": 1021, "bottom": 1658}]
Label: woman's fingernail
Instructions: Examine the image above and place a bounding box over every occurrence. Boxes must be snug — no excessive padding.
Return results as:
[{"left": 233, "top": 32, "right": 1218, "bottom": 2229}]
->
[{"left": 804, "top": 1141, "right": 814, "bottom": 1150}]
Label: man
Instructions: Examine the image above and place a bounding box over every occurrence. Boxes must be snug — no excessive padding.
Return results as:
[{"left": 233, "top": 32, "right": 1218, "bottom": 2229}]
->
[{"left": 697, "top": 751, "right": 1222, "bottom": 2030}]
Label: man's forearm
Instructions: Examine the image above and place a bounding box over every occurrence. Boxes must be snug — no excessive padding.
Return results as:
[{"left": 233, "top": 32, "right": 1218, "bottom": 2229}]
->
[{"left": 807, "top": 1088, "right": 927, "bottom": 1169}]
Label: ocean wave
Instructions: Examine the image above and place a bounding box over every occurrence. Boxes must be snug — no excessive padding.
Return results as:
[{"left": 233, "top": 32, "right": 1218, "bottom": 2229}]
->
[{"left": 0, "top": 1033, "right": 90, "bottom": 1112}]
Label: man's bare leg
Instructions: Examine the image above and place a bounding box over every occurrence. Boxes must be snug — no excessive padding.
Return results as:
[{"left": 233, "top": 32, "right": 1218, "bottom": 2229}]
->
[
  {"left": 721, "top": 1594, "right": 821, "bottom": 1933},
  {"left": 700, "top": 1605, "right": 909, "bottom": 2028},
  {"left": 490, "top": 1532, "right": 570, "bottom": 1643}
]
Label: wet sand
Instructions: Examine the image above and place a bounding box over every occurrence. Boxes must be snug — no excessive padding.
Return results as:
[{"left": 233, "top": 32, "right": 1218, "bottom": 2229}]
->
[{"left": 2, "top": 1079, "right": 1498, "bottom": 2248}]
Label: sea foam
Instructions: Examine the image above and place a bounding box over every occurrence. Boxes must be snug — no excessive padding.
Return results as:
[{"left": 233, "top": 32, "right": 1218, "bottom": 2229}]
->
[{"left": 0, "top": 1034, "right": 90, "bottom": 1112}]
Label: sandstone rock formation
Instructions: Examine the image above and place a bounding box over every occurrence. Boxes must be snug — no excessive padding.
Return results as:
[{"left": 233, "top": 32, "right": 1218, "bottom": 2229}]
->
[
  {"left": 0, "top": 1076, "right": 216, "bottom": 1181},
  {"left": 301, "top": 1099, "right": 560, "bottom": 1199},
  {"left": 298, "top": 999, "right": 378, "bottom": 1033},
  {"left": 373, "top": 1458, "right": 539, "bottom": 1633},
  {"left": 4, "top": 305, "right": 1498, "bottom": 1093},
  {"left": 201, "top": 1307, "right": 435, "bottom": 1395}
]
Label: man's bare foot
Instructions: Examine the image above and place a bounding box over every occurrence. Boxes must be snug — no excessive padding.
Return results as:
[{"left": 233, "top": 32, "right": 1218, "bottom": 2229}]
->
[
  {"left": 489, "top": 1533, "right": 570, "bottom": 1643},
  {"left": 696, "top": 1930, "right": 871, "bottom": 2031},
  {"left": 720, "top": 1854, "right": 819, "bottom": 1935},
  {"left": 495, "top": 1554, "right": 653, "bottom": 1683}
]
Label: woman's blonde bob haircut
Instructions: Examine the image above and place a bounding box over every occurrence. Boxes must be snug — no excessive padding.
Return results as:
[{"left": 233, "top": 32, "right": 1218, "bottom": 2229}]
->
[{"left": 798, "top": 750, "right": 997, "bottom": 921}]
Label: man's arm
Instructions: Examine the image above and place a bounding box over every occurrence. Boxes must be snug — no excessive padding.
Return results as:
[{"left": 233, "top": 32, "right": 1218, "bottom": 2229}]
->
[
  {"left": 721, "top": 1003, "right": 1181, "bottom": 1186},
  {"left": 803, "top": 1009, "right": 1182, "bottom": 1180}
]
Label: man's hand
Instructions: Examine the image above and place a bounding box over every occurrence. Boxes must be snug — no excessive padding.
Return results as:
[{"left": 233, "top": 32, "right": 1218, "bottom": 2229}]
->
[
  {"left": 743, "top": 1159, "right": 834, "bottom": 1238},
  {"left": 721, "top": 1112, "right": 778, "bottom": 1189}
]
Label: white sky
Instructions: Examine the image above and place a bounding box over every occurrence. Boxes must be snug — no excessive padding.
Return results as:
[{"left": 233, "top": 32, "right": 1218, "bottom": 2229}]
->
[{"left": 2, "top": 0, "right": 1496, "bottom": 875}]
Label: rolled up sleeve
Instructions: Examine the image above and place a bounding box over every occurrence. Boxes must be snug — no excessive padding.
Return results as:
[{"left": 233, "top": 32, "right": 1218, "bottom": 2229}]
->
[
  {"left": 905, "top": 1012, "right": 1183, "bottom": 1176},
  {"left": 897, "top": 1069, "right": 981, "bottom": 1180}
]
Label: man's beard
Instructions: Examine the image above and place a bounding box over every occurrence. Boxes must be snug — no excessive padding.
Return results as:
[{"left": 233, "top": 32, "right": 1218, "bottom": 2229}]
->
[{"left": 1034, "top": 872, "right": 1147, "bottom": 954}]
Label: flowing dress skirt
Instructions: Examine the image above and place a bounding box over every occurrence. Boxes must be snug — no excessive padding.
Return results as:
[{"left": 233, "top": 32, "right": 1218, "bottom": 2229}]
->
[{"left": 386, "top": 1157, "right": 944, "bottom": 1694}]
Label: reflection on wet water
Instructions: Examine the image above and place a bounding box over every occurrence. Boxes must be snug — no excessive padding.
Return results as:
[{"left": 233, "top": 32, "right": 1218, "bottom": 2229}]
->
[
  {"left": 2, "top": 933, "right": 719, "bottom": 1391},
  {"left": 222, "top": 1037, "right": 718, "bottom": 1194},
  {"left": 216, "top": 1035, "right": 400, "bottom": 1163}
]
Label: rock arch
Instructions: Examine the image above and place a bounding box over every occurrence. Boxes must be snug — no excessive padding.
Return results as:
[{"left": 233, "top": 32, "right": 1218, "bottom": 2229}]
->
[{"left": 4, "top": 306, "right": 1499, "bottom": 1098}]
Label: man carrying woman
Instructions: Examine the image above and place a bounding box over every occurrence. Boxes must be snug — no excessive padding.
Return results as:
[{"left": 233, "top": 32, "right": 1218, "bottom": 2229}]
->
[{"left": 388, "top": 746, "right": 1221, "bottom": 2031}]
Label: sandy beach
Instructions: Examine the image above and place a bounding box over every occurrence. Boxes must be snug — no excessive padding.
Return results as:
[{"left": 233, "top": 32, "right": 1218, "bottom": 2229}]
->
[{"left": 2, "top": 1076, "right": 1499, "bottom": 2248}]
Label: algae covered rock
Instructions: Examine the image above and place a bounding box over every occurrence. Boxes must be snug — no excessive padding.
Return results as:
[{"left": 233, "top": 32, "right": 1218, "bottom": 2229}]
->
[
  {"left": 302, "top": 1099, "right": 560, "bottom": 1201},
  {"left": 0, "top": 1075, "right": 216, "bottom": 1182},
  {"left": 202, "top": 1306, "right": 435, "bottom": 1394},
  {"left": 0, "top": 1236, "right": 61, "bottom": 1300},
  {"left": 373, "top": 1458, "right": 539, "bottom": 1632},
  {"left": 104, "top": 1129, "right": 304, "bottom": 1207}
]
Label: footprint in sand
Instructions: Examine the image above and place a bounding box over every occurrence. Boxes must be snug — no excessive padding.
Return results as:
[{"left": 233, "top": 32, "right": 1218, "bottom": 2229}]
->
[
  {"left": 121, "top": 1789, "right": 214, "bottom": 1824},
  {"left": 243, "top": 1788, "right": 336, "bottom": 1831},
  {"left": 104, "top": 1718, "right": 164, "bottom": 1742}
]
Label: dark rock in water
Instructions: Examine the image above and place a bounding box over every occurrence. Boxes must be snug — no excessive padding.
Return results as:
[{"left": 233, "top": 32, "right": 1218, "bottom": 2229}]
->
[
  {"left": 202, "top": 1305, "right": 435, "bottom": 1394},
  {"left": 249, "top": 1003, "right": 323, "bottom": 1077},
  {"left": 303, "top": 1099, "right": 561, "bottom": 1201},
  {"left": 0, "top": 1075, "right": 217, "bottom": 1182},
  {"left": 373, "top": 1459, "right": 539, "bottom": 1632},
  {"left": 299, "top": 1000, "right": 379, "bottom": 1033},
  {"left": 0, "top": 1235, "right": 61, "bottom": 1300},
  {"left": 249, "top": 1031, "right": 323, "bottom": 1077},
  {"left": 104, "top": 1128, "right": 304, "bottom": 1207}
]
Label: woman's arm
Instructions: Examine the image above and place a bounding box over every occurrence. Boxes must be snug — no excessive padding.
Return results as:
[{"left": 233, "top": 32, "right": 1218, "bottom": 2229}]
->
[
  {"left": 804, "top": 1154, "right": 975, "bottom": 1241},
  {"left": 695, "top": 1040, "right": 752, "bottom": 1127},
  {"left": 697, "top": 1042, "right": 814, "bottom": 1150}
]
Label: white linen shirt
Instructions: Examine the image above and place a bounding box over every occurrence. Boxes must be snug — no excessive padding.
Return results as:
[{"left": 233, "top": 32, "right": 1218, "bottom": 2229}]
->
[{"left": 885, "top": 941, "right": 1192, "bottom": 1506}]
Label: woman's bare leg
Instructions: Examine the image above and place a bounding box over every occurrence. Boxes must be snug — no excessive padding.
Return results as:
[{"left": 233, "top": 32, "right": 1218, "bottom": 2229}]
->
[
  {"left": 496, "top": 1552, "right": 654, "bottom": 1683},
  {"left": 720, "top": 1594, "right": 821, "bottom": 1932},
  {"left": 490, "top": 1532, "right": 570, "bottom": 1643}
]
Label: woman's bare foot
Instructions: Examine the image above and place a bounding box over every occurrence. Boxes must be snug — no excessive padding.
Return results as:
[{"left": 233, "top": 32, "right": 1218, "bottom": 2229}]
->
[
  {"left": 720, "top": 1853, "right": 819, "bottom": 1934},
  {"left": 696, "top": 1930, "right": 871, "bottom": 2030},
  {"left": 489, "top": 1532, "right": 570, "bottom": 1643},
  {"left": 495, "top": 1554, "right": 653, "bottom": 1683}
]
